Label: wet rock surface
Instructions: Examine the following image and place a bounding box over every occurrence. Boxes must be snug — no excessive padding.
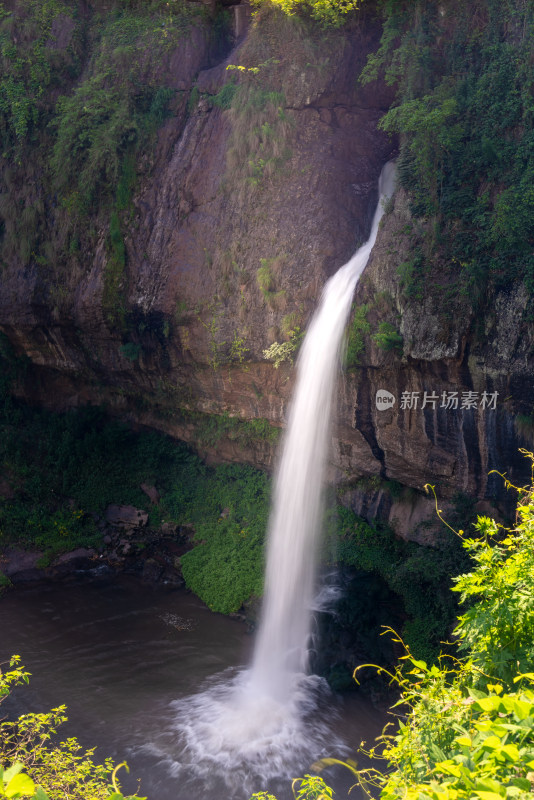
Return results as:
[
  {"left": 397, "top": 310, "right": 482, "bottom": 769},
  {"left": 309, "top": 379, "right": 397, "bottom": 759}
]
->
[{"left": 0, "top": 1, "right": 531, "bottom": 533}]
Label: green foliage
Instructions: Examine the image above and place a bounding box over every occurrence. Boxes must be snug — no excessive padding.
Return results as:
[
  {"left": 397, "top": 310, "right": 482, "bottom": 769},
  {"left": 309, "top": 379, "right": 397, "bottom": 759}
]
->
[
  {"left": 372, "top": 321, "right": 403, "bottom": 353},
  {"left": 363, "top": 0, "right": 534, "bottom": 302},
  {"left": 0, "top": 371, "right": 274, "bottom": 612},
  {"left": 229, "top": 331, "right": 249, "bottom": 364},
  {"left": 281, "top": 311, "right": 300, "bottom": 337},
  {"left": 209, "top": 81, "right": 238, "bottom": 110},
  {"left": 226, "top": 83, "right": 293, "bottom": 194},
  {"left": 349, "top": 486, "right": 534, "bottom": 799},
  {"left": 0, "top": 657, "right": 142, "bottom": 800},
  {"left": 397, "top": 251, "right": 424, "bottom": 300},
  {"left": 256, "top": 257, "right": 286, "bottom": 306},
  {"left": 257, "top": 261, "right": 275, "bottom": 296},
  {"left": 168, "top": 463, "right": 271, "bottom": 613},
  {"left": 263, "top": 327, "right": 303, "bottom": 368},
  {"left": 291, "top": 775, "right": 333, "bottom": 799},
  {"left": 195, "top": 411, "right": 279, "bottom": 449},
  {"left": 0, "top": 0, "right": 76, "bottom": 152},
  {"left": 261, "top": 0, "right": 363, "bottom": 27},
  {"left": 50, "top": 5, "right": 194, "bottom": 212},
  {"left": 0, "top": 1, "right": 197, "bottom": 278},
  {"left": 0, "top": 572, "right": 11, "bottom": 593},
  {"left": 250, "top": 794, "right": 278, "bottom": 800},
  {"left": 0, "top": 762, "right": 41, "bottom": 799},
  {"left": 344, "top": 303, "right": 370, "bottom": 368},
  {"left": 453, "top": 509, "right": 534, "bottom": 687},
  {"left": 0, "top": 401, "right": 189, "bottom": 554},
  {"left": 335, "top": 505, "right": 469, "bottom": 662}
]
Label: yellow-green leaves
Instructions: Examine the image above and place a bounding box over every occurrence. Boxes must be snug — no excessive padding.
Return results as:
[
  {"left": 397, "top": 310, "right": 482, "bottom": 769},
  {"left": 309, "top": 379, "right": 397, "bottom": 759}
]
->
[{"left": 259, "top": 0, "right": 362, "bottom": 27}]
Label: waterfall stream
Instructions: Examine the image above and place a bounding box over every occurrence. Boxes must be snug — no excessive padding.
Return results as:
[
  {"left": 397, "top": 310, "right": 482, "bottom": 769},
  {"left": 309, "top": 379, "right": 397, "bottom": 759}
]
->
[
  {"left": 171, "top": 161, "right": 396, "bottom": 795},
  {"left": 251, "top": 161, "right": 396, "bottom": 700}
]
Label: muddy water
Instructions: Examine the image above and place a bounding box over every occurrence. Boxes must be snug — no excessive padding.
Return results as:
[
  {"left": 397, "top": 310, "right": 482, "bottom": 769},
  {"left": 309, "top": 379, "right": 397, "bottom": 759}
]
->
[{"left": 0, "top": 572, "right": 385, "bottom": 800}]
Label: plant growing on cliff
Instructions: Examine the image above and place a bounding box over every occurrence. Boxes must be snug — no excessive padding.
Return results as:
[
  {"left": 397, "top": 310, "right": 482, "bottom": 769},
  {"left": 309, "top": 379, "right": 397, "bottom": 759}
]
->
[
  {"left": 372, "top": 321, "right": 403, "bottom": 354},
  {"left": 344, "top": 303, "right": 370, "bottom": 368},
  {"left": 361, "top": 0, "right": 534, "bottom": 303},
  {"left": 229, "top": 331, "right": 249, "bottom": 365},
  {"left": 263, "top": 327, "right": 303, "bottom": 368},
  {"left": 263, "top": 0, "right": 363, "bottom": 27}
]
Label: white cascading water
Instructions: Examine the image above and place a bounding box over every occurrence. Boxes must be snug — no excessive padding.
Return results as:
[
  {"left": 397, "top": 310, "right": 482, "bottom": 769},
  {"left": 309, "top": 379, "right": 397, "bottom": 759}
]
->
[
  {"left": 250, "top": 163, "right": 396, "bottom": 701},
  {"left": 162, "top": 162, "right": 396, "bottom": 797}
]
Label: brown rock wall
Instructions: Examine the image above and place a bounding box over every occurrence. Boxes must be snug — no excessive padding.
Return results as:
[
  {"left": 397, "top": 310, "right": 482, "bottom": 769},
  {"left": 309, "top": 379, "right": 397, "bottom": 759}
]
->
[{"left": 1, "top": 2, "right": 532, "bottom": 535}]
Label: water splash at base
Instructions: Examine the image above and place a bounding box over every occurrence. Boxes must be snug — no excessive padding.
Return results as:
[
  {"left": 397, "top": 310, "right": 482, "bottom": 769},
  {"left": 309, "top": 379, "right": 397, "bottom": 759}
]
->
[{"left": 140, "top": 669, "right": 344, "bottom": 798}]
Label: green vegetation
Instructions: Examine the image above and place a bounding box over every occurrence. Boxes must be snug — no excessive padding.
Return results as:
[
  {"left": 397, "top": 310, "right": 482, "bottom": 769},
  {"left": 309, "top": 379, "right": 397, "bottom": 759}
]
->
[
  {"left": 0, "top": 395, "right": 274, "bottom": 611},
  {"left": 362, "top": 0, "right": 534, "bottom": 305},
  {"left": 0, "top": 656, "right": 141, "bottom": 800},
  {"left": 229, "top": 331, "right": 249, "bottom": 365},
  {"left": 0, "top": 336, "right": 277, "bottom": 610},
  {"left": 344, "top": 300, "right": 403, "bottom": 367},
  {"left": 0, "top": 0, "right": 201, "bottom": 329},
  {"left": 256, "top": 466, "right": 534, "bottom": 800},
  {"left": 195, "top": 410, "right": 279, "bottom": 449},
  {"left": 344, "top": 303, "right": 370, "bottom": 368},
  {"left": 177, "top": 464, "right": 270, "bottom": 613},
  {"left": 257, "top": 261, "right": 275, "bottom": 297},
  {"left": 262, "top": 0, "right": 363, "bottom": 27},
  {"left": 335, "top": 505, "right": 469, "bottom": 663},
  {"left": 50, "top": 5, "right": 194, "bottom": 214},
  {"left": 263, "top": 326, "right": 303, "bottom": 367},
  {"left": 372, "top": 321, "right": 403, "bottom": 353},
  {"left": 119, "top": 341, "right": 141, "bottom": 362},
  {"left": 0, "top": 0, "right": 77, "bottom": 152},
  {"left": 256, "top": 258, "right": 286, "bottom": 307}
]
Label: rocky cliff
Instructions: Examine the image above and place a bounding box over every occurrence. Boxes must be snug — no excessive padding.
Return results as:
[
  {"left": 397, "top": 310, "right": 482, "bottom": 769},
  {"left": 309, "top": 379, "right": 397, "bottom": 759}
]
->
[{"left": 1, "top": 0, "right": 532, "bottom": 543}]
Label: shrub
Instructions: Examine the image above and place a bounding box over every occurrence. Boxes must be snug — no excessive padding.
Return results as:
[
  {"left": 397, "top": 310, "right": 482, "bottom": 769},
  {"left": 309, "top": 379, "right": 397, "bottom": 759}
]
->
[
  {"left": 344, "top": 303, "right": 370, "bottom": 368},
  {"left": 372, "top": 321, "right": 403, "bottom": 353},
  {"left": 170, "top": 463, "right": 271, "bottom": 613},
  {"left": 263, "top": 327, "right": 303, "bottom": 367},
  {"left": 0, "top": 657, "right": 142, "bottom": 800},
  {"left": 261, "top": 0, "right": 363, "bottom": 27}
]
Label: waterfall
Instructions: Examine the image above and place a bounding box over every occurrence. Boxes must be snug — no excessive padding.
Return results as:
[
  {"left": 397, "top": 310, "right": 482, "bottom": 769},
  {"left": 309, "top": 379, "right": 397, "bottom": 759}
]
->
[
  {"left": 250, "top": 160, "right": 396, "bottom": 701},
  {"left": 169, "top": 162, "right": 396, "bottom": 795}
]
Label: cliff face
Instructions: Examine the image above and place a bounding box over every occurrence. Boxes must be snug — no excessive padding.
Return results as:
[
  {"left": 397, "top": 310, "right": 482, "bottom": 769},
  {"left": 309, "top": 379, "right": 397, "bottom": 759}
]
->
[{"left": 1, "top": 0, "right": 532, "bottom": 541}]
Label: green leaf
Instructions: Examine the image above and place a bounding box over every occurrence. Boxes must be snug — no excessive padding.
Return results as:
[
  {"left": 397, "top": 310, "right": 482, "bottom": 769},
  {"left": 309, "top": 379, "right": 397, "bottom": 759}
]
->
[
  {"left": 455, "top": 735, "right": 472, "bottom": 748},
  {"left": 5, "top": 773, "right": 36, "bottom": 798},
  {"left": 480, "top": 735, "right": 502, "bottom": 750},
  {"left": 511, "top": 778, "right": 532, "bottom": 791},
  {"left": 475, "top": 697, "right": 502, "bottom": 712},
  {"left": 500, "top": 743, "right": 520, "bottom": 762},
  {"left": 2, "top": 765, "right": 23, "bottom": 784}
]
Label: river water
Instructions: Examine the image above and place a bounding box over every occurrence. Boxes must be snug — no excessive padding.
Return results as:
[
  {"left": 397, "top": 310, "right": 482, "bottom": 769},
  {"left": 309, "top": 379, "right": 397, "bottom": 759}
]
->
[{"left": 0, "top": 572, "right": 385, "bottom": 800}]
